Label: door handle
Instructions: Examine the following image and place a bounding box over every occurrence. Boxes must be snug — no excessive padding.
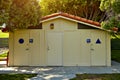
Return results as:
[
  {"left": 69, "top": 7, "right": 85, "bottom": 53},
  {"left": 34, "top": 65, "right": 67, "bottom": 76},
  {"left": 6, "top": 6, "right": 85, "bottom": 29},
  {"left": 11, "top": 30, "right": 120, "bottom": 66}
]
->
[
  {"left": 91, "top": 48, "right": 94, "bottom": 51},
  {"left": 90, "top": 44, "right": 94, "bottom": 51},
  {"left": 26, "top": 48, "right": 29, "bottom": 50},
  {"left": 47, "top": 46, "right": 50, "bottom": 51}
]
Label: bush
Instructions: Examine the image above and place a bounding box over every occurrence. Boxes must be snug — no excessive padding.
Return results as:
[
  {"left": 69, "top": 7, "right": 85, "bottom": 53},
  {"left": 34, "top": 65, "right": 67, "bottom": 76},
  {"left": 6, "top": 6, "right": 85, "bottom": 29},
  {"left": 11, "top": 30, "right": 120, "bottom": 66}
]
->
[{"left": 111, "top": 39, "right": 120, "bottom": 50}]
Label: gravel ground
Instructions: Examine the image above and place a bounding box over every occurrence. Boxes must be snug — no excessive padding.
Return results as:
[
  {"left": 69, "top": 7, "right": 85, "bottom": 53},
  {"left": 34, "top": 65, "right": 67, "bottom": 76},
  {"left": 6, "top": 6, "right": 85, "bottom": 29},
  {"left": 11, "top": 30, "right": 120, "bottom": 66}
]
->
[{"left": 0, "top": 61, "right": 120, "bottom": 80}]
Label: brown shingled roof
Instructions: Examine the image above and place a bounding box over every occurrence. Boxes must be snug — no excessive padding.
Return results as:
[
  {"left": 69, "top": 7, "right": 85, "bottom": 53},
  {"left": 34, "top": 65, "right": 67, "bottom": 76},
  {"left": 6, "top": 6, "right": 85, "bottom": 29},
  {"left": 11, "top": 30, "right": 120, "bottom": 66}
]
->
[{"left": 41, "top": 12, "right": 101, "bottom": 27}]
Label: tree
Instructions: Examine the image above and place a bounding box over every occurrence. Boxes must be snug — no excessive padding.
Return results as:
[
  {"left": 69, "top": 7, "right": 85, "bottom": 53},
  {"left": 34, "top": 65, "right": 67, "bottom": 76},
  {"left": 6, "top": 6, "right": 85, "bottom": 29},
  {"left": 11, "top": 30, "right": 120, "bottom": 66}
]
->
[
  {"left": 0, "top": 0, "right": 41, "bottom": 31},
  {"left": 100, "top": 0, "right": 120, "bottom": 35},
  {"left": 100, "top": 0, "right": 115, "bottom": 11},
  {"left": 40, "top": 0, "right": 105, "bottom": 22},
  {"left": 112, "top": 0, "right": 120, "bottom": 14},
  {"left": 0, "top": 0, "right": 12, "bottom": 26}
]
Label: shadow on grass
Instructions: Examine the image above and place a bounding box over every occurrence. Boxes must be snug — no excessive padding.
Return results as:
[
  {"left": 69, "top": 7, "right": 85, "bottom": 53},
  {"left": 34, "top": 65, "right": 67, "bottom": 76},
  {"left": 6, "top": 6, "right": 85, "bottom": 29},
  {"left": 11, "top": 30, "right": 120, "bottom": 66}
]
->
[
  {"left": 70, "top": 74, "right": 120, "bottom": 80},
  {"left": 0, "top": 74, "right": 37, "bottom": 80}
]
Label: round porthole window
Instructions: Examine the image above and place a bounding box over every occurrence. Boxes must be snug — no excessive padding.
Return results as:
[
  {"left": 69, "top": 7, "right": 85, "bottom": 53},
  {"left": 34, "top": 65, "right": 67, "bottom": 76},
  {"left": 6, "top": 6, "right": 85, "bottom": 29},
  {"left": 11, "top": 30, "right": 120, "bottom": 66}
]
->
[{"left": 19, "top": 38, "right": 24, "bottom": 44}]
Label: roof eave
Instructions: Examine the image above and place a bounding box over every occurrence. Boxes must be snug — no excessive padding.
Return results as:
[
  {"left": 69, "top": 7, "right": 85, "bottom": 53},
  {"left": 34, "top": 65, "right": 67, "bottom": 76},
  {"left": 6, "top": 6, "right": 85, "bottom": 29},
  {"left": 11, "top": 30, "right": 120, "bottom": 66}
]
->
[{"left": 41, "top": 15, "right": 103, "bottom": 30}]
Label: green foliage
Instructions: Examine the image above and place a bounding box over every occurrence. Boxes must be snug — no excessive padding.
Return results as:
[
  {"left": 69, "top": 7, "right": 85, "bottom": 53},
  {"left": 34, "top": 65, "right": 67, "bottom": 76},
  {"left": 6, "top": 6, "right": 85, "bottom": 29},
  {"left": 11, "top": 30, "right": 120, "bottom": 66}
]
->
[
  {"left": 100, "top": 0, "right": 115, "bottom": 11},
  {"left": 101, "top": 17, "right": 120, "bottom": 30},
  {"left": 0, "top": 0, "right": 41, "bottom": 31},
  {"left": 111, "top": 50, "right": 120, "bottom": 62},
  {"left": 112, "top": 1, "right": 120, "bottom": 14},
  {"left": 101, "top": 21, "right": 111, "bottom": 29},
  {"left": 0, "top": 0, "right": 12, "bottom": 25},
  {"left": 40, "top": 0, "right": 105, "bottom": 22},
  {"left": 111, "top": 39, "right": 120, "bottom": 49},
  {"left": 100, "top": 0, "right": 120, "bottom": 35},
  {"left": 7, "top": 0, "right": 41, "bottom": 31},
  {"left": 0, "top": 74, "right": 37, "bottom": 80}
]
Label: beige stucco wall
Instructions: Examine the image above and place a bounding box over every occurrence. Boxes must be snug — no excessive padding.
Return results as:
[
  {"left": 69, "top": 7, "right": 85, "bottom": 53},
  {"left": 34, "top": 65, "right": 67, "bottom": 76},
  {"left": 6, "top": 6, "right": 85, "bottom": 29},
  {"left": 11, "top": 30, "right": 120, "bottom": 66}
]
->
[
  {"left": 29, "top": 30, "right": 46, "bottom": 66},
  {"left": 63, "top": 30, "right": 111, "bottom": 66},
  {"left": 78, "top": 30, "right": 91, "bottom": 66},
  {"left": 9, "top": 30, "right": 46, "bottom": 66},
  {"left": 42, "top": 18, "right": 77, "bottom": 31},
  {"left": 8, "top": 32, "right": 14, "bottom": 66},
  {"left": 9, "top": 18, "right": 111, "bottom": 66},
  {"left": 63, "top": 31, "right": 82, "bottom": 66},
  {"left": 106, "top": 32, "right": 111, "bottom": 66}
]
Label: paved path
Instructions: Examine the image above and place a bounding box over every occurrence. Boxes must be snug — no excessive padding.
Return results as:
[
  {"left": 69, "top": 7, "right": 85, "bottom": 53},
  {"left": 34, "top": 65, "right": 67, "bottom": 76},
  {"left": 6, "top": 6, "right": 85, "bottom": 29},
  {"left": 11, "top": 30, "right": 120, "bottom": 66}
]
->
[{"left": 0, "top": 61, "right": 120, "bottom": 80}]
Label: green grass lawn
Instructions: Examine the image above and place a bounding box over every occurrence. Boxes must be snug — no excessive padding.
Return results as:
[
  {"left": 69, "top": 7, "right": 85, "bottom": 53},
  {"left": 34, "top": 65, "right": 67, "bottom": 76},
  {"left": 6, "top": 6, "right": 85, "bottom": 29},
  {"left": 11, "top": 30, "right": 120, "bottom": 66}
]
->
[
  {"left": 70, "top": 74, "right": 120, "bottom": 80},
  {"left": 0, "top": 52, "right": 8, "bottom": 60},
  {"left": 0, "top": 30, "right": 9, "bottom": 38},
  {"left": 0, "top": 52, "right": 8, "bottom": 57},
  {"left": 0, "top": 74, "right": 37, "bottom": 80}
]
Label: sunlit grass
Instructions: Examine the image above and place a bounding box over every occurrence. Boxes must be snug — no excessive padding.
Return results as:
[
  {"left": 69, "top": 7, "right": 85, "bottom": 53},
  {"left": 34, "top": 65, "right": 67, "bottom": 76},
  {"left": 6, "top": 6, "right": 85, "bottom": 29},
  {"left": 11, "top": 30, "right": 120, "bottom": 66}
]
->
[
  {"left": 0, "top": 30, "right": 9, "bottom": 38},
  {"left": 0, "top": 52, "right": 8, "bottom": 57}
]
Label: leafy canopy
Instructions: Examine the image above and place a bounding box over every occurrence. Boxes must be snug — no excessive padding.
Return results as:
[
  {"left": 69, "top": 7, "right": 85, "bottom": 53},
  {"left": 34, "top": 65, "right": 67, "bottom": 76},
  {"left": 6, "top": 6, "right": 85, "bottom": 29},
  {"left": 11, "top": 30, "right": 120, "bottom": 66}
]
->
[
  {"left": 100, "top": 0, "right": 120, "bottom": 34},
  {"left": 0, "top": 0, "right": 12, "bottom": 25},
  {"left": 100, "top": 0, "right": 115, "bottom": 11},
  {"left": 40, "top": 0, "right": 105, "bottom": 22},
  {"left": 0, "top": 0, "right": 41, "bottom": 31}
]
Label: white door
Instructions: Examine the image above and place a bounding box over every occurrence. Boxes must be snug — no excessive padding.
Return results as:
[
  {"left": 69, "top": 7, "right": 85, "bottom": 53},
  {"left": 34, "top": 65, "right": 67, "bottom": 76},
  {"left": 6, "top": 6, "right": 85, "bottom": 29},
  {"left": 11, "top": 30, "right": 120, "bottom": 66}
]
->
[
  {"left": 14, "top": 31, "right": 29, "bottom": 66},
  {"left": 91, "top": 31, "right": 106, "bottom": 66},
  {"left": 47, "top": 32, "right": 63, "bottom": 66},
  {"left": 30, "top": 30, "right": 41, "bottom": 66}
]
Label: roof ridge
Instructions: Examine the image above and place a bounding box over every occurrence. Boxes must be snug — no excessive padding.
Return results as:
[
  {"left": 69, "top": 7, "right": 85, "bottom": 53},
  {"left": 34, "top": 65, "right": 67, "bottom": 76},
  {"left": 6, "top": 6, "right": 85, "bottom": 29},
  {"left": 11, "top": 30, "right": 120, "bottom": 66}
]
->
[{"left": 41, "top": 12, "right": 100, "bottom": 27}]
